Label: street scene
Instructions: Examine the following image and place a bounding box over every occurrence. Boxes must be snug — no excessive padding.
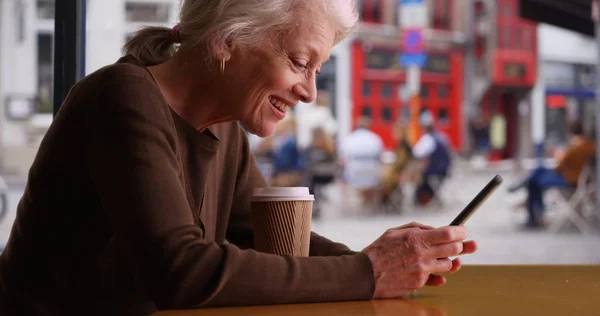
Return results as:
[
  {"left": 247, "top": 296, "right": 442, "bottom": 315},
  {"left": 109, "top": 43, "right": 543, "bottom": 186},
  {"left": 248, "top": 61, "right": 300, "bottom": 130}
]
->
[
  {"left": 0, "top": 0, "right": 599, "bottom": 267},
  {"left": 1, "top": 160, "right": 599, "bottom": 265}
]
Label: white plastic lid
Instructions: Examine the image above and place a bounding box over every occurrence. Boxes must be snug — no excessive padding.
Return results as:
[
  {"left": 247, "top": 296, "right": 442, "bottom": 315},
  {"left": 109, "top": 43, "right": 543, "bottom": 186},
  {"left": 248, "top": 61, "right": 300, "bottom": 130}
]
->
[{"left": 251, "top": 187, "right": 314, "bottom": 202}]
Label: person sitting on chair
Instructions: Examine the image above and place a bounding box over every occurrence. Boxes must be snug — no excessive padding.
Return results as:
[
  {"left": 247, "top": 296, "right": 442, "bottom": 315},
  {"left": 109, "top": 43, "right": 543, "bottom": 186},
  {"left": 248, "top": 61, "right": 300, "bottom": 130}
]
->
[
  {"left": 304, "top": 127, "right": 337, "bottom": 218},
  {"left": 508, "top": 120, "right": 596, "bottom": 228},
  {"left": 381, "top": 122, "right": 413, "bottom": 206},
  {"left": 340, "top": 116, "right": 384, "bottom": 210},
  {"left": 412, "top": 111, "right": 452, "bottom": 206}
]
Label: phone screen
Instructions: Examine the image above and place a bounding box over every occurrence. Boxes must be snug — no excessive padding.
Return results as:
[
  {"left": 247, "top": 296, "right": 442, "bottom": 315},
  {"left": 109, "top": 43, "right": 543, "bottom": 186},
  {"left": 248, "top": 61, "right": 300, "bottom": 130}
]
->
[{"left": 450, "top": 175, "right": 503, "bottom": 226}]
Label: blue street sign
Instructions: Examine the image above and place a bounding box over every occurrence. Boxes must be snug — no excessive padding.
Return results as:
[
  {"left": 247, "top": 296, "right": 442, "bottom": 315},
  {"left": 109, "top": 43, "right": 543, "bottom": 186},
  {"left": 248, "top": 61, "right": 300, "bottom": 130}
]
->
[
  {"left": 400, "top": 0, "right": 424, "bottom": 4},
  {"left": 400, "top": 53, "right": 427, "bottom": 68},
  {"left": 402, "top": 29, "right": 424, "bottom": 54}
]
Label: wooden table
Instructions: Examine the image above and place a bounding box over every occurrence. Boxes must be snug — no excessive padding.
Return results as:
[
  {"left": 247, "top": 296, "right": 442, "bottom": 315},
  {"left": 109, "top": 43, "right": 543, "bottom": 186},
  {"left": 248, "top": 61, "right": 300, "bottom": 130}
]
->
[{"left": 155, "top": 265, "right": 600, "bottom": 316}]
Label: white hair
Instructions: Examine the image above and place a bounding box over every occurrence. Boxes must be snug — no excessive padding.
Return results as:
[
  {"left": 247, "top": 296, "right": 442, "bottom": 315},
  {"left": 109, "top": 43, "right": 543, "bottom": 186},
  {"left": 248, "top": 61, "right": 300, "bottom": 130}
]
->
[{"left": 123, "top": 0, "right": 358, "bottom": 66}]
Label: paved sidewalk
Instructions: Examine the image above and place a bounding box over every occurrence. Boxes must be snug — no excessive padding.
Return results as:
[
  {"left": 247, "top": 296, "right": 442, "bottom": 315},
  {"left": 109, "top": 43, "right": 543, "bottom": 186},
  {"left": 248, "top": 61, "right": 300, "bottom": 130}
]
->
[
  {"left": 1, "top": 168, "right": 598, "bottom": 264},
  {"left": 312, "top": 170, "right": 600, "bottom": 264}
]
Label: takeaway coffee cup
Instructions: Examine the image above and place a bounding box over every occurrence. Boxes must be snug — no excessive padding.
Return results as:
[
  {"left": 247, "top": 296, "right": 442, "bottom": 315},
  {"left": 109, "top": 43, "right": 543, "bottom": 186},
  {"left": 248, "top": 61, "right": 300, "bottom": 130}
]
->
[{"left": 250, "top": 187, "right": 314, "bottom": 256}]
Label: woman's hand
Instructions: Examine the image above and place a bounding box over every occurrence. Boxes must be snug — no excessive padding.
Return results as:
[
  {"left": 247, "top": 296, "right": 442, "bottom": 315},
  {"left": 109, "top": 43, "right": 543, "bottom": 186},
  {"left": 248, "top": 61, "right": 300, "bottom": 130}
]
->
[{"left": 361, "top": 222, "right": 477, "bottom": 299}]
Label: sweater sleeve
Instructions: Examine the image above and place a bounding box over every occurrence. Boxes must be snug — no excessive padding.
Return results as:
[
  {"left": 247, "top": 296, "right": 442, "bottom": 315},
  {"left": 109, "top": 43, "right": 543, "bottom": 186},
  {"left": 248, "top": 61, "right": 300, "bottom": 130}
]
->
[
  {"left": 87, "top": 74, "right": 374, "bottom": 309},
  {"left": 554, "top": 147, "right": 574, "bottom": 176}
]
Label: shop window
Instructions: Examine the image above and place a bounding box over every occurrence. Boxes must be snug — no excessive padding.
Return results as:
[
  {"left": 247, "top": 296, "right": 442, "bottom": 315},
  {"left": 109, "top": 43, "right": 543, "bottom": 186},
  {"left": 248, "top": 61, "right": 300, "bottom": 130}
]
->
[
  {"left": 432, "top": 0, "right": 451, "bottom": 30},
  {"left": 438, "top": 85, "right": 449, "bottom": 98},
  {"left": 381, "top": 83, "right": 392, "bottom": 99},
  {"left": 37, "top": 33, "right": 54, "bottom": 113},
  {"left": 382, "top": 106, "right": 393, "bottom": 123},
  {"left": 372, "top": 0, "right": 381, "bottom": 22},
  {"left": 362, "top": 81, "right": 372, "bottom": 97},
  {"left": 438, "top": 108, "right": 449, "bottom": 123},
  {"left": 420, "top": 86, "right": 429, "bottom": 99},
  {"left": 361, "top": 106, "right": 372, "bottom": 119}
]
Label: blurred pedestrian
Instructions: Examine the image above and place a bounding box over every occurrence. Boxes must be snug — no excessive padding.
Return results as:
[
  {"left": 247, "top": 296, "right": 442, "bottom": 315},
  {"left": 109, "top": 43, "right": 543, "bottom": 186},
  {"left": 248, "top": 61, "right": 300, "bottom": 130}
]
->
[
  {"left": 508, "top": 120, "right": 596, "bottom": 228},
  {"left": 340, "top": 116, "right": 384, "bottom": 210},
  {"left": 412, "top": 111, "right": 452, "bottom": 206},
  {"left": 381, "top": 122, "right": 413, "bottom": 205},
  {"left": 304, "top": 127, "right": 337, "bottom": 218},
  {"left": 272, "top": 116, "right": 304, "bottom": 187}
]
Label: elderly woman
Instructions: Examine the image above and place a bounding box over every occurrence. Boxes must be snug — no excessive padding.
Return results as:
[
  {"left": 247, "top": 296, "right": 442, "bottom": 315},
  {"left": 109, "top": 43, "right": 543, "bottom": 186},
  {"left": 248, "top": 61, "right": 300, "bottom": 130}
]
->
[{"left": 0, "top": 0, "right": 476, "bottom": 314}]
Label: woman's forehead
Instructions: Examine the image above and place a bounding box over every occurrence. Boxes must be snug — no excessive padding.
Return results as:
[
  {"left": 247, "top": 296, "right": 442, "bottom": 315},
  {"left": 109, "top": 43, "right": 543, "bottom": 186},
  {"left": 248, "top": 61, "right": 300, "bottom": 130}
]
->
[{"left": 282, "top": 18, "right": 335, "bottom": 59}]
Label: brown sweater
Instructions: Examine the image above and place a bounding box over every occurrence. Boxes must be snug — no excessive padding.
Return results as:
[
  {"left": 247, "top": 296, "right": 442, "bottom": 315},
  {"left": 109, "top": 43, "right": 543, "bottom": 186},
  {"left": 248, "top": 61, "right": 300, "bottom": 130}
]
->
[
  {"left": 0, "top": 56, "right": 374, "bottom": 315},
  {"left": 555, "top": 139, "right": 596, "bottom": 186}
]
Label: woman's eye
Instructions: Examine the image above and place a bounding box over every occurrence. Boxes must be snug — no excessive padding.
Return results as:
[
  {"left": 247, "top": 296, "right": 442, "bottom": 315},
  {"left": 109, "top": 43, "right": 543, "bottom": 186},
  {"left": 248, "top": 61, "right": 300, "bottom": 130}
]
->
[{"left": 292, "top": 60, "right": 308, "bottom": 69}]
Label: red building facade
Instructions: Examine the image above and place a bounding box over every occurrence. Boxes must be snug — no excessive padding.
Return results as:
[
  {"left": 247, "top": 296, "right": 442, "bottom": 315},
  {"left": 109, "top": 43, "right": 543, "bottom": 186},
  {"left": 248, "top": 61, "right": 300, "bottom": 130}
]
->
[
  {"left": 352, "top": 0, "right": 464, "bottom": 150},
  {"left": 352, "top": 0, "right": 537, "bottom": 156},
  {"left": 475, "top": 0, "right": 537, "bottom": 159}
]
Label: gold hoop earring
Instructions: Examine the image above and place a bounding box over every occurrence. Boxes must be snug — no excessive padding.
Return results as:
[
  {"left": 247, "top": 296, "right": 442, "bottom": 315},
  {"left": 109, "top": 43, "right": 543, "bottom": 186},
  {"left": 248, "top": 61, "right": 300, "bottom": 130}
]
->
[{"left": 220, "top": 59, "right": 226, "bottom": 74}]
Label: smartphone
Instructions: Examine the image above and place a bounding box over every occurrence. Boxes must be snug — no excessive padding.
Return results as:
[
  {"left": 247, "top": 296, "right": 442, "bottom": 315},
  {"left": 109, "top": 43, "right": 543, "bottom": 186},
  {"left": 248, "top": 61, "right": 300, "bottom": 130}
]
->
[{"left": 450, "top": 174, "right": 503, "bottom": 226}]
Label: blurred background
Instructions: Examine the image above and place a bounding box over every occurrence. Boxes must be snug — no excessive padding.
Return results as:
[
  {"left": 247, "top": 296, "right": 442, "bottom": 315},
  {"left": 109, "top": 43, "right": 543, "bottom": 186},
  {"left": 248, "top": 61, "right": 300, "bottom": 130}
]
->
[{"left": 0, "top": 0, "right": 599, "bottom": 264}]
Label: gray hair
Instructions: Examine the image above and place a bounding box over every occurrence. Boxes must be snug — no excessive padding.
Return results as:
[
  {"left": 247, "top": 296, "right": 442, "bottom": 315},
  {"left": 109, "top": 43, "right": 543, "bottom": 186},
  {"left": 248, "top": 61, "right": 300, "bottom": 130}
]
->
[{"left": 123, "top": 0, "right": 359, "bottom": 66}]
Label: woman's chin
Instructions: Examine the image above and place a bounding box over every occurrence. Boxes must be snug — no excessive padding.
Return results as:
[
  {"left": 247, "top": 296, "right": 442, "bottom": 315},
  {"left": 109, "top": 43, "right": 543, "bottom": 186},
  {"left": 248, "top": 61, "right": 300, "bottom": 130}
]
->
[{"left": 247, "top": 123, "right": 276, "bottom": 138}]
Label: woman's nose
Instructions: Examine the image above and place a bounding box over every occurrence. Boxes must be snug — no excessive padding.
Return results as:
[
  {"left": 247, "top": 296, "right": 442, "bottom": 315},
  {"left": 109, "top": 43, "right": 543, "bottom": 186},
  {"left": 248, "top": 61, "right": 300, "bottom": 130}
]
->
[{"left": 292, "top": 77, "right": 317, "bottom": 104}]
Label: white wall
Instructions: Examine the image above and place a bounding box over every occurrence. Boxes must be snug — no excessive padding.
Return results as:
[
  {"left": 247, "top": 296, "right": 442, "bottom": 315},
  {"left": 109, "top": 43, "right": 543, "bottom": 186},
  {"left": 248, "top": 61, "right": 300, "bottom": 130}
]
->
[
  {"left": 0, "top": 0, "right": 37, "bottom": 146},
  {"left": 538, "top": 23, "right": 597, "bottom": 64},
  {"left": 333, "top": 37, "right": 353, "bottom": 142},
  {"left": 87, "top": 0, "right": 179, "bottom": 74},
  {"left": 530, "top": 23, "right": 597, "bottom": 157},
  {"left": 86, "top": 0, "right": 127, "bottom": 74}
]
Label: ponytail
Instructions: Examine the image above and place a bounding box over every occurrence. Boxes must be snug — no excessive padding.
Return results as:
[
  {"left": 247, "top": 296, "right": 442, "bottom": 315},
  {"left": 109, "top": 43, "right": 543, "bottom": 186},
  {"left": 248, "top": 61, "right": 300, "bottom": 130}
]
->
[{"left": 122, "top": 26, "right": 178, "bottom": 66}]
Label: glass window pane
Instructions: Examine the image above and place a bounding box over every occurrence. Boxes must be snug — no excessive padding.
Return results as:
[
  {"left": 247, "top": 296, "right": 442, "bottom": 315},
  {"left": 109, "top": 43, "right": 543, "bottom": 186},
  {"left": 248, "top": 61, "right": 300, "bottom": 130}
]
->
[
  {"left": 438, "top": 108, "right": 449, "bottom": 123},
  {"left": 438, "top": 85, "right": 449, "bottom": 98},
  {"left": 37, "top": 33, "right": 54, "bottom": 114},
  {"left": 362, "top": 106, "right": 372, "bottom": 119},
  {"left": 381, "top": 83, "right": 392, "bottom": 98},
  {"left": 372, "top": 0, "right": 381, "bottom": 22},
  {"left": 420, "top": 85, "right": 429, "bottom": 99},
  {"left": 125, "top": 2, "right": 171, "bottom": 23},
  {"left": 363, "top": 81, "right": 372, "bottom": 97},
  {"left": 382, "top": 106, "right": 392, "bottom": 122},
  {"left": 15, "top": 0, "right": 586, "bottom": 270}
]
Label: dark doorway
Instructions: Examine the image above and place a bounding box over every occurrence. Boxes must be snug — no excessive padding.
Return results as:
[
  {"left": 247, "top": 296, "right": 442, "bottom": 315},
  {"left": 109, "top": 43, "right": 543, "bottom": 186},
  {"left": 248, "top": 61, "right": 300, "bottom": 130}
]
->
[{"left": 316, "top": 56, "right": 337, "bottom": 118}]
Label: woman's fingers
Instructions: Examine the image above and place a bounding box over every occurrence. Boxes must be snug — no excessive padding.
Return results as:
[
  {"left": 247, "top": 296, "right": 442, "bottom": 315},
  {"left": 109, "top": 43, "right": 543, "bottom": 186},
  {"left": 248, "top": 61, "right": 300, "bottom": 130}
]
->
[
  {"left": 389, "top": 222, "right": 435, "bottom": 231},
  {"left": 433, "top": 257, "right": 463, "bottom": 275},
  {"left": 425, "top": 274, "right": 446, "bottom": 286},
  {"left": 431, "top": 258, "right": 454, "bottom": 273},
  {"left": 448, "top": 258, "right": 462, "bottom": 274},
  {"left": 427, "top": 241, "right": 464, "bottom": 259},
  {"left": 427, "top": 240, "right": 477, "bottom": 261},
  {"left": 460, "top": 240, "right": 478, "bottom": 255},
  {"left": 421, "top": 226, "right": 468, "bottom": 245}
]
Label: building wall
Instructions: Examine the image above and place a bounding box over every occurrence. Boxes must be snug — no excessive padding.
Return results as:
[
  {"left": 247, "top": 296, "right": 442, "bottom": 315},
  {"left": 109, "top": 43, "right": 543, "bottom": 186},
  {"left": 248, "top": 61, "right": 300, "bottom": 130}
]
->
[
  {"left": 531, "top": 23, "right": 597, "bottom": 157},
  {"left": 538, "top": 24, "right": 596, "bottom": 64},
  {"left": 0, "top": 0, "right": 41, "bottom": 175},
  {"left": 0, "top": 0, "right": 37, "bottom": 147},
  {"left": 0, "top": 0, "right": 181, "bottom": 175},
  {"left": 87, "top": 0, "right": 127, "bottom": 74}
]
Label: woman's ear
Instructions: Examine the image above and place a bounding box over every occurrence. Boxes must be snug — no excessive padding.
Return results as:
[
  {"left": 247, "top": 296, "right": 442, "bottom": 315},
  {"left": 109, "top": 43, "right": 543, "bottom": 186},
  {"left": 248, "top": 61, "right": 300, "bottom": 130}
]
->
[{"left": 210, "top": 36, "right": 234, "bottom": 62}]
